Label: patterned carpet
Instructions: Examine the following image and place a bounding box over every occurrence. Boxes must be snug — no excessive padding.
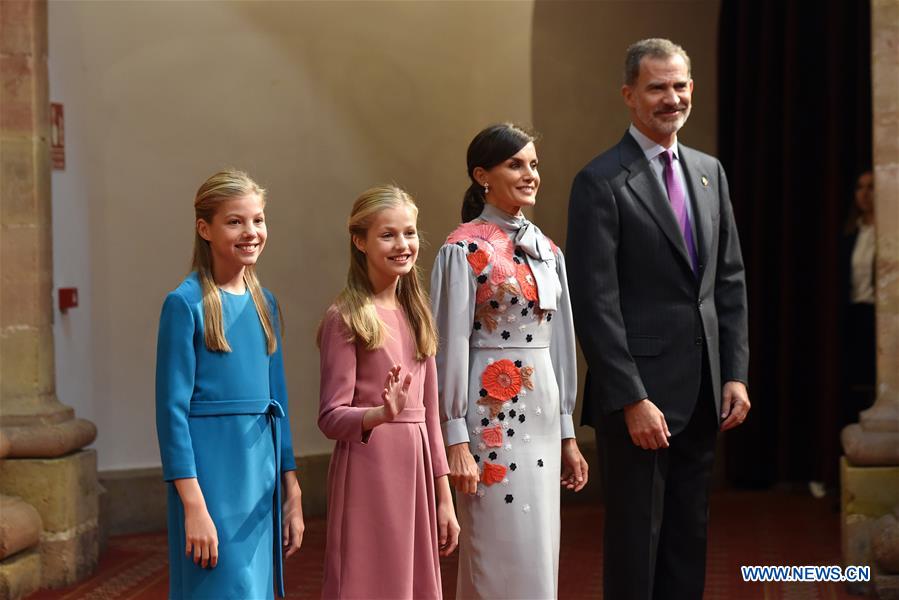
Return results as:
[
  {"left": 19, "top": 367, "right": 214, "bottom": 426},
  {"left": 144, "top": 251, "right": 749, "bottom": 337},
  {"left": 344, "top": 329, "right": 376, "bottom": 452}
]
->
[{"left": 28, "top": 491, "right": 855, "bottom": 599}]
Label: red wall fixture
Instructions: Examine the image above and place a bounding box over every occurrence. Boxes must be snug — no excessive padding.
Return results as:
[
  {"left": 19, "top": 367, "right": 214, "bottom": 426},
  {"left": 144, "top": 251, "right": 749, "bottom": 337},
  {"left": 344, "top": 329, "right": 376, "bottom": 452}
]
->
[{"left": 59, "top": 287, "right": 78, "bottom": 312}]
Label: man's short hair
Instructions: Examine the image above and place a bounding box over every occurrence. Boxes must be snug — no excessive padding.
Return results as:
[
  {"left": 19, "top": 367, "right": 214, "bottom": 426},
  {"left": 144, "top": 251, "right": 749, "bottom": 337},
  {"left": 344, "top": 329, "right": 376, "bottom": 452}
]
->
[{"left": 624, "top": 38, "right": 691, "bottom": 86}]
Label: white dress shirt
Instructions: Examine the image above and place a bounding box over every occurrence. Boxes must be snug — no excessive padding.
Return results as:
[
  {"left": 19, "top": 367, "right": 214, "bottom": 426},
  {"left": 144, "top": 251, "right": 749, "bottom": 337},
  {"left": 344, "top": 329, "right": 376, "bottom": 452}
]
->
[
  {"left": 629, "top": 123, "right": 695, "bottom": 225},
  {"left": 851, "top": 221, "right": 876, "bottom": 304}
]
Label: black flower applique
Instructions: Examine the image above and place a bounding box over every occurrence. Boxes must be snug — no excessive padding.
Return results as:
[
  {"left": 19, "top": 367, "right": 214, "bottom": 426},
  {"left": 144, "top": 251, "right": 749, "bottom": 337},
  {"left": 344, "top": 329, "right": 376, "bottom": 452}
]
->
[
  {"left": 528, "top": 301, "right": 535, "bottom": 309},
  {"left": 497, "top": 412, "right": 505, "bottom": 421},
  {"left": 479, "top": 388, "right": 488, "bottom": 397},
  {"left": 501, "top": 330, "right": 510, "bottom": 340},
  {"left": 505, "top": 494, "right": 514, "bottom": 503},
  {"left": 510, "top": 463, "right": 517, "bottom": 471},
  {"left": 507, "top": 428, "right": 515, "bottom": 437},
  {"left": 456, "top": 241, "right": 465, "bottom": 247},
  {"left": 514, "top": 360, "right": 522, "bottom": 367},
  {"left": 481, "top": 417, "right": 489, "bottom": 426},
  {"left": 474, "top": 454, "right": 480, "bottom": 463},
  {"left": 477, "top": 274, "right": 488, "bottom": 284},
  {"left": 521, "top": 309, "right": 529, "bottom": 317},
  {"left": 510, "top": 297, "right": 519, "bottom": 305},
  {"left": 489, "top": 451, "right": 498, "bottom": 460},
  {"left": 526, "top": 334, "right": 533, "bottom": 343},
  {"left": 468, "top": 243, "right": 479, "bottom": 253},
  {"left": 474, "top": 321, "right": 483, "bottom": 330},
  {"left": 509, "top": 409, "right": 516, "bottom": 418},
  {"left": 518, "top": 414, "right": 526, "bottom": 423},
  {"left": 515, "top": 248, "right": 525, "bottom": 258},
  {"left": 537, "top": 459, "right": 544, "bottom": 467},
  {"left": 511, "top": 395, "right": 519, "bottom": 403},
  {"left": 490, "top": 300, "right": 500, "bottom": 309},
  {"left": 546, "top": 313, "right": 553, "bottom": 322}
]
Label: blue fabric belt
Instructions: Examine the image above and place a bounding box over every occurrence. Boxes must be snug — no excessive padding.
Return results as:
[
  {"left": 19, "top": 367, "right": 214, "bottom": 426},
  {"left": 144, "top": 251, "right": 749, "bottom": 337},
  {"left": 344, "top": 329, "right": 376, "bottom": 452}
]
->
[{"left": 189, "top": 398, "right": 287, "bottom": 597}]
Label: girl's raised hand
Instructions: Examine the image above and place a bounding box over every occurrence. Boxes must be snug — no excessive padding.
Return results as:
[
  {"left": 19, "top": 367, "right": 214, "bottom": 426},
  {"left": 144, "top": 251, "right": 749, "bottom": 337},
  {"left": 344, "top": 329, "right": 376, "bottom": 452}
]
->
[{"left": 381, "top": 364, "right": 412, "bottom": 422}]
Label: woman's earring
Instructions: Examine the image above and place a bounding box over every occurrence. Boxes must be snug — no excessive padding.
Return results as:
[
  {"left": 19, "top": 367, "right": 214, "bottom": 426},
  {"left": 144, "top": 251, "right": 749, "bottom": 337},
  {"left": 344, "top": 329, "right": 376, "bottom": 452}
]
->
[{"left": 483, "top": 182, "right": 489, "bottom": 195}]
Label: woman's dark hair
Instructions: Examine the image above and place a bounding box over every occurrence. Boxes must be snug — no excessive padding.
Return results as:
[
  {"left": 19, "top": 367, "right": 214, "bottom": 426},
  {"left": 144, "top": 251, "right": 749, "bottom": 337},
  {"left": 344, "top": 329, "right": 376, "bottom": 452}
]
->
[
  {"left": 843, "top": 169, "right": 873, "bottom": 235},
  {"left": 461, "top": 123, "right": 536, "bottom": 222}
]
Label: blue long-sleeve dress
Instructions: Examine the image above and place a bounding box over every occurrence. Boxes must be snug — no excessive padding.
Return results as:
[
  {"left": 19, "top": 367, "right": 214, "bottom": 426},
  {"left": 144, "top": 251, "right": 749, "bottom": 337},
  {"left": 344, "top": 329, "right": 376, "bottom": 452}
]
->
[{"left": 156, "top": 273, "right": 297, "bottom": 600}]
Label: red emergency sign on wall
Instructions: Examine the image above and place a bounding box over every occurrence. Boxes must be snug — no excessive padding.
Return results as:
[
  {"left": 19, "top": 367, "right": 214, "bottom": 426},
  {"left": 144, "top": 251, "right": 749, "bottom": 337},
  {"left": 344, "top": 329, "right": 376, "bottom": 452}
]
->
[{"left": 51, "top": 102, "right": 65, "bottom": 170}]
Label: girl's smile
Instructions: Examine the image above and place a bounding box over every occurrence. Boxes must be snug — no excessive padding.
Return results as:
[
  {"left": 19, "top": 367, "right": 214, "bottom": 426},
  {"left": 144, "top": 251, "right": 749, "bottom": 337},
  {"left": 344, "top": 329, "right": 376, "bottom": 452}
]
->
[{"left": 197, "top": 193, "right": 267, "bottom": 275}]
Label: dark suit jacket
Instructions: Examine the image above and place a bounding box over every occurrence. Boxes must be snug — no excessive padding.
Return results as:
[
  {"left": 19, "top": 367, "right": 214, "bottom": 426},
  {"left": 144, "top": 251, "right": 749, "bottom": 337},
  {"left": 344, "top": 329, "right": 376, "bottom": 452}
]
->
[{"left": 566, "top": 131, "right": 749, "bottom": 435}]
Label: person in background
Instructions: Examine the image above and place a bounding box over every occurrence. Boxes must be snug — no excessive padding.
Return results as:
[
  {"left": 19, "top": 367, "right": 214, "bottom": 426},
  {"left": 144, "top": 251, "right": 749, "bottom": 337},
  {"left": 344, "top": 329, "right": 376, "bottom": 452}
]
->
[{"left": 840, "top": 170, "right": 876, "bottom": 427}]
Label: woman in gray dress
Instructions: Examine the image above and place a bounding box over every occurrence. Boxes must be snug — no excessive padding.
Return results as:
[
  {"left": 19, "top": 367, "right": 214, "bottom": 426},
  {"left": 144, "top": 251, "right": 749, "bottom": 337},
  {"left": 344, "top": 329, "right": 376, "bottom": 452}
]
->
[{"left": 431, "top": 124, "right": 589, "bottom": 599}]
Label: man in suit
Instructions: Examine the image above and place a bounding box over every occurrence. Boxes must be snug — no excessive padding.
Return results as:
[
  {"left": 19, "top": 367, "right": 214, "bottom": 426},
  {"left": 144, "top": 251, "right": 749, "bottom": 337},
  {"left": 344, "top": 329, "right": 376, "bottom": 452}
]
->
[{"left": 566, "top": 38, "right": 751, "bottom": 600}]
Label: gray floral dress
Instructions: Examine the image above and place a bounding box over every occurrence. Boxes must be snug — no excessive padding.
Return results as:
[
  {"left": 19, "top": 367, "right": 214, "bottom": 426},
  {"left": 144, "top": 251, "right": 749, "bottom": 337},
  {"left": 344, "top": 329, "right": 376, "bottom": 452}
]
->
[{"left": 431, "top": 204, "right": 578, "bottom": 599}]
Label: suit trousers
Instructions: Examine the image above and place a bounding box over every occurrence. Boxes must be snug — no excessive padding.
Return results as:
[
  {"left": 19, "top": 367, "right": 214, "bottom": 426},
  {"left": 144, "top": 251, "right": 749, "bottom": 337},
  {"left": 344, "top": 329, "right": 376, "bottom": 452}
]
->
[{"left": 596, "top": 352, "right": 718, "bottom": 600}]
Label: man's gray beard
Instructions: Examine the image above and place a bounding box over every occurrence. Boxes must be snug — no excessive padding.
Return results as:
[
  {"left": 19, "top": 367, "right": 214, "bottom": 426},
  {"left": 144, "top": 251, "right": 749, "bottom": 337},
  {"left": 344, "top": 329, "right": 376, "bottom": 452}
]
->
[{"left": 651, "top": 106, "right": 691, "bottom": 135}]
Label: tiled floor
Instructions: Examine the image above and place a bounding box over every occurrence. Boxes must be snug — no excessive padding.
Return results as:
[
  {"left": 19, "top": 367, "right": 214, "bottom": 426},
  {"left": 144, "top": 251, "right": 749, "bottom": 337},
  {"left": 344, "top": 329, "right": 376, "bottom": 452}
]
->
[{"left": 29, "top": 491, "right": 856, "bottom": 599}]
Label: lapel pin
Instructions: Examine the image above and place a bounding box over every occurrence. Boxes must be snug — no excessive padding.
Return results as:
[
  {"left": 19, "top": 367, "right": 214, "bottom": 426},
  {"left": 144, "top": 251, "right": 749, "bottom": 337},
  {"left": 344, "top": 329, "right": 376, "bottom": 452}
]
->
[{"left": 700, "top": 175, "right": 709, "bottom": 187}]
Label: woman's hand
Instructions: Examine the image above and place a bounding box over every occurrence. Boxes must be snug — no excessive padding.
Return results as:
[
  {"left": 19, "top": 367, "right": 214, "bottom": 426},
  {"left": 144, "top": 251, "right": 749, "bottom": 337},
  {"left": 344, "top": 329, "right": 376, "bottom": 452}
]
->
[
  {"left": 560, "top": 438, "right": 589, "bottom": 492},
  {"left": 435, "top": 475, "right": 460, "bottom": 557},
  {"left": 381, "top": 364, "right": 411, "bottom": 422},
  {"left": 174, "top": 478, "right": 218, "bottom": 569},
  {"left": 447, "top": 443, "right": 480, "bottom": 495},
  {"left": 281, "top": 471, "right": 305, "bottom": 559}
]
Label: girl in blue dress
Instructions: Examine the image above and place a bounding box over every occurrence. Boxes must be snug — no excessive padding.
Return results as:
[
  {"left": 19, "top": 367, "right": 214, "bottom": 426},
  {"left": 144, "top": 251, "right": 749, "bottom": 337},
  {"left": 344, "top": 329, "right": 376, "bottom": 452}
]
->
[{"left": 156, "top": 170, "right": 304, "bottom": 599}]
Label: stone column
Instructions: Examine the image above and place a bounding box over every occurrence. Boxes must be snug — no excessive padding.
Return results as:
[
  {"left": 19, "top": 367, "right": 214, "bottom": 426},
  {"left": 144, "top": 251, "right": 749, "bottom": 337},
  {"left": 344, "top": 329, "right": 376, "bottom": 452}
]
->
[
  {"left": 841, "top": 1, "right": 899, "bottom": 597},
  {"left": 0, "top": 0, "right": 99, "bottom": 595},
  {"left": 842, "top": 0, "right": 899, "bottom": 467}
]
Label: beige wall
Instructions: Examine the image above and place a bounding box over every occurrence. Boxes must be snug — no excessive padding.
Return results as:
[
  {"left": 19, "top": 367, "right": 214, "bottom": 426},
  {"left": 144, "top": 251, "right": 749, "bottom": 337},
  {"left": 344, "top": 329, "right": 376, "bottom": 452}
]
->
[
  {"left": 49, "top": 0, "right": 720, "bottom": 470},
  {"left": 531, "top": 0, "right": 721, "bottom": 435},
  {"left": 49, "top": 0, "right": 534, "bottom": 468}
]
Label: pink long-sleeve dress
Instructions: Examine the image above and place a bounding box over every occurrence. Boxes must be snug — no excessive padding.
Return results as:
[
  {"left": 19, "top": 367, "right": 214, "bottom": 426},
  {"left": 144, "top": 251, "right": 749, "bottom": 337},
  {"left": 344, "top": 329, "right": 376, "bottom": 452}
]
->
[{"left": 318, "top": 305, "right": 451, "bottom": 600}]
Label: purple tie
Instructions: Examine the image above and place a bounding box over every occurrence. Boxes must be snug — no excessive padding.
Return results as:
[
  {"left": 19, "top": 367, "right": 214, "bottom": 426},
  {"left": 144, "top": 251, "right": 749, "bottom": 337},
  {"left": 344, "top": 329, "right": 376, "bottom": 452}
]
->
[{"left": 661, "top": 149, "right": 698, "bottom": 274}]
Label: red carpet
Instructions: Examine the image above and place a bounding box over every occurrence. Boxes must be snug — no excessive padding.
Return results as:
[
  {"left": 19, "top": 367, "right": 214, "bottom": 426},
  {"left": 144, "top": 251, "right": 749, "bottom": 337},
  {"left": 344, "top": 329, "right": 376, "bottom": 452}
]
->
[{"left": 28, "top": 491, "right": 855, "bottom": 599}]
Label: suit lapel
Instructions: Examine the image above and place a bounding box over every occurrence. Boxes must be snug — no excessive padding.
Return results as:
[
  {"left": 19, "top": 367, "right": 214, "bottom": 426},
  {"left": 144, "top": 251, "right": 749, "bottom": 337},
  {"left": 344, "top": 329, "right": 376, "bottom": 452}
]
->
[
  {"left": 679, "top": 145, "right": 715, "bottom": 274},
  {"left": 620, "top": 133, "right": 693, "bottom": 270}
]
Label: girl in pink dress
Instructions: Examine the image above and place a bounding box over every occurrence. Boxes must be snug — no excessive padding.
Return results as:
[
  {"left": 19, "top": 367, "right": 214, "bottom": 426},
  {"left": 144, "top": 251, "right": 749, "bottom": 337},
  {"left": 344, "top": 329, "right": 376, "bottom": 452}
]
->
[{"left": 317, "top": 185, "right": 460, "bottom": 599}]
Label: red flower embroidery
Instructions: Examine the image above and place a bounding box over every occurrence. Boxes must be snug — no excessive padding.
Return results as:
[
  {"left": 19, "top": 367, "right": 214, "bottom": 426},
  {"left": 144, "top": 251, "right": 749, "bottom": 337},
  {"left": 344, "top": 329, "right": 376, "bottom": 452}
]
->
[
  {"left": 476, "top": 282, "right": 494, "bottom": 305},
  {"left": 516, "top": 262, "right": 538, "bottom": 301},
  {"left": 481, "top": 359, "right": 522, "bottom": 401},
  {"left": 446, "top": 221, "right": 515, "bottom": 287},
  {"left": 481, "top": 462, "right": 507, "bottom": 486},
  {"left": 481, "top": 426, "right": 503, "bottom": 448},
  {"left": 467, "top": 248, "right": 490, "bottom": 275}
]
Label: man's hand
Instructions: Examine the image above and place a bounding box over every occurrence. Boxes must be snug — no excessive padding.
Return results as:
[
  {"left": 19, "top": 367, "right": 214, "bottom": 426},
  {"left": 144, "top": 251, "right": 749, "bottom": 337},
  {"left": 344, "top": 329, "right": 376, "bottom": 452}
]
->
[
  {"left": 720, "top": 381, "right": 750, "bottom": 431},
  {"left": 623, "top": 399, "right": 671, "bottom": 450}
]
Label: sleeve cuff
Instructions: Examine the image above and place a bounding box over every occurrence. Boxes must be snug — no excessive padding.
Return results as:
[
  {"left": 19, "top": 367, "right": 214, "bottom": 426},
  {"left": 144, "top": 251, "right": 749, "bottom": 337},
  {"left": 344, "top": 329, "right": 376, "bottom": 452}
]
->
[
  {"left": 560, "top": 414, "right": 576, "bottom": 439},
  {"left": 443, "top": 417, "right": 470, "bottom": 446},
  {"left": 723, "top": 376, "right": 748, "bottom": 388},
  {"left": 163, "top": 465, "right": 197, "bottom": 482},
  {"left": 281, "top": 454, "right": 297, "bottom": 471}
]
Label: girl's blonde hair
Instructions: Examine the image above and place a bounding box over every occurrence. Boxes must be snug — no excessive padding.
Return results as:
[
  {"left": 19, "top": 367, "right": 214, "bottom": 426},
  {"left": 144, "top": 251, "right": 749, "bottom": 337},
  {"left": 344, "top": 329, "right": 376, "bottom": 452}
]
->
[
  {"left": 320, "top": 185, "right": 438, "bottom": 360},
  {"left": 192, "top": 169, "right": 277, "bottom": 355}
]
